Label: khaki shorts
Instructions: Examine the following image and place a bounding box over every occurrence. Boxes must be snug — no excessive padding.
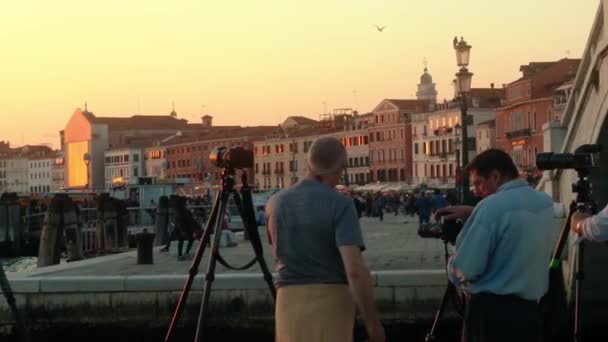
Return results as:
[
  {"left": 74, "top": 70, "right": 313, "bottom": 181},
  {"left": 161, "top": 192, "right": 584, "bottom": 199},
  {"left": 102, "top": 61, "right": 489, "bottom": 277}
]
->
[{"left": 275, "top": 283, "right": 356, "bottom": 342}]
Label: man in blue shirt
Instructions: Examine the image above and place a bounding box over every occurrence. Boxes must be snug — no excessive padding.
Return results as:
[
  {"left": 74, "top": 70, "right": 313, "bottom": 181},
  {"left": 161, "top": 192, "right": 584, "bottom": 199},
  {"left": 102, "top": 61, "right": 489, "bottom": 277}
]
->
[{"left": 436, "top": 149, "right": 555, "bottom": 342}]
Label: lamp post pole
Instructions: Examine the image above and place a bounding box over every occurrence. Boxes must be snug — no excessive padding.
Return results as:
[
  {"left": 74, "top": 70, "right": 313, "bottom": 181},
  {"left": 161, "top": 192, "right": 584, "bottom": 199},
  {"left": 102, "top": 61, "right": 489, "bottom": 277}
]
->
[
  {"left": 454, "top": 37, "right": 473, "bottom": 205},
  {"left": 460, "top": 93, "right": 470, "bottom": 203},
  {"left": 83, "top": 153, "right": 91, "bottom": 191}
]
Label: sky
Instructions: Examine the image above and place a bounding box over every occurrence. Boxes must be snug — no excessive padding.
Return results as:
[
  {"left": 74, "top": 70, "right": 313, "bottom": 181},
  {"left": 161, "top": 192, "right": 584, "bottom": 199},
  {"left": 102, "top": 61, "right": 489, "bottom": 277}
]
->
[{"left": 0, "top": 0, "right": 600, "bottom": 149}]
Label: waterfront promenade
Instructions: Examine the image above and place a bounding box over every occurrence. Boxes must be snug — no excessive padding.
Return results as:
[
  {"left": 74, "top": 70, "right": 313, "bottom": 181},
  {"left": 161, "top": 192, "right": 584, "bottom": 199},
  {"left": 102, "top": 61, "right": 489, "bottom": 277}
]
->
[
  {"left": 13, "top": 213, "right": 448, "bottom": 277},
  {"left": 1, "top": 214, "right": 453, "bottom": 337}
]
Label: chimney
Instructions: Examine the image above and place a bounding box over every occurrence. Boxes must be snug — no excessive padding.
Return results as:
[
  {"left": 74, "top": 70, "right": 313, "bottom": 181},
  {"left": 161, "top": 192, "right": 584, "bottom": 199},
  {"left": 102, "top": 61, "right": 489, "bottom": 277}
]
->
[
  {"left": 490, "top": 83, "right": 495, "bottom": 88},
  {"left": 201, "top": 115, "right": 213, "bottom": 127},
  {"left": 502, "top": 83, "right": 506, "bottom": 88}
]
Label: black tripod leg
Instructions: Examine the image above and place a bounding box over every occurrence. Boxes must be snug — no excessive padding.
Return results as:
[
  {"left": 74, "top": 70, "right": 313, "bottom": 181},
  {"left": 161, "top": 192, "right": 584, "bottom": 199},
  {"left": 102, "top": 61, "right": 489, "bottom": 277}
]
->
[
  {"left": 164, "top": 190, "right": 222, "bottom": 342},
  {"left": 574, "top": 240, "right": 584, "bottom": 342},
  {"left": 194, "top": 190, "right": 230, "bottom": 342},
  {"left": 425, "top": 282, "right": 456, "bottom": 342},
  {"left": 232, "top": 182, "right": 276, "bottom": 299}
]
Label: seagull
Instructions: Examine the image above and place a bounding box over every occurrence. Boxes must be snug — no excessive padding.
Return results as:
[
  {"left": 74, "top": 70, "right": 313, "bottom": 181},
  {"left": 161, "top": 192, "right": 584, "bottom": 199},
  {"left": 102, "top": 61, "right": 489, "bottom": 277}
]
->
[{"left": 374, "top": 25, "right": 386, "bottom": 32}]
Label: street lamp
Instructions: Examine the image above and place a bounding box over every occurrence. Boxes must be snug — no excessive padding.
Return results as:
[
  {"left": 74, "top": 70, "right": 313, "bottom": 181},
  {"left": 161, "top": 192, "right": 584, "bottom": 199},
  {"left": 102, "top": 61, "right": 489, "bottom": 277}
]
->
[
  {"left": 454, "top": 37, "right": 473, "bottom": 204},
  {"left": 83, "top": 152, "right": 91, "bottom": 191}
]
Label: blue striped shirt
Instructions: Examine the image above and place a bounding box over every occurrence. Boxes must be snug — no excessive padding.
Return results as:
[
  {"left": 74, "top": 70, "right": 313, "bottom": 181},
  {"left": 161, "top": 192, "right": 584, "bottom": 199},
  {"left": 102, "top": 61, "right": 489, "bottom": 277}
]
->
[{"left": 448, "top": 178, "right": 555, "bottom": 301}]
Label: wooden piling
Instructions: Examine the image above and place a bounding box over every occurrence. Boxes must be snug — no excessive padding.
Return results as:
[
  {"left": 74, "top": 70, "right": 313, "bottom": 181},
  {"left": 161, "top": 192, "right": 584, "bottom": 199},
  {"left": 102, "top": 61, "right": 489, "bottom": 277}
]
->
[
  {"left": 63, "top": 198, "right": 84, "bottom": 262},
  {"left": 37, "top": 194, "right": 66, "bottom": 267},
  {"left": 0, "top": 193, "right": 22, "bottom": 257}
]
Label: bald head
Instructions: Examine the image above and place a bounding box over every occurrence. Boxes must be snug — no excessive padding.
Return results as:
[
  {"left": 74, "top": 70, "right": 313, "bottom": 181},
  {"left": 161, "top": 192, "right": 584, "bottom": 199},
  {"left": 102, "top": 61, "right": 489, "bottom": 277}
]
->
[{"left": 307, "top": 136, "right": 347, "bottom": 176}]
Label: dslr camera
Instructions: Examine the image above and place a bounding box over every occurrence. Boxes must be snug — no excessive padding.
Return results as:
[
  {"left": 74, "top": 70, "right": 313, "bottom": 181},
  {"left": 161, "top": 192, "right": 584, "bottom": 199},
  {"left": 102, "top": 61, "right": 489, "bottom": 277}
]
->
[
  {"left": 209, "top": 146, "right": 254, "bottom": 169},
  {"left": 536, "top": 144, "right": 601, "bottom": 174},
  {"left": 417, "top": 212, "right": 463, "bottom": 245}
]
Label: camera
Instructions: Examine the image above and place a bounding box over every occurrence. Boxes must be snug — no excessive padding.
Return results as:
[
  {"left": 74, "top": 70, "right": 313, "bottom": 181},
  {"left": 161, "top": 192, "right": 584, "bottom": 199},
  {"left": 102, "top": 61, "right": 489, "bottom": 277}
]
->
[
  {"left": 417, "top": 213, "right": 463, "bottom": 245},
  {"left": 209, "top": 146, "right": 254, "bottom": 169},
  {"left": 536, "top": 144, "right": 601, "bottom": 173}
]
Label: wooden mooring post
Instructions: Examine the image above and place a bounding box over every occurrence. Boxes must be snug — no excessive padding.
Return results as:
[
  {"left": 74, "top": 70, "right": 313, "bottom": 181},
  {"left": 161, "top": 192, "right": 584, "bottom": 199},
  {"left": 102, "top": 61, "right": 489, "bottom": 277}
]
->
[
  {"left": 37, "top": 194, "right": 85, "bottom": 266},
  {"left": 95, "top": 194, "right": 129, "bottom": 254},
  {"left": 0, "top": 192, "right": 23, "bottom": 257}
]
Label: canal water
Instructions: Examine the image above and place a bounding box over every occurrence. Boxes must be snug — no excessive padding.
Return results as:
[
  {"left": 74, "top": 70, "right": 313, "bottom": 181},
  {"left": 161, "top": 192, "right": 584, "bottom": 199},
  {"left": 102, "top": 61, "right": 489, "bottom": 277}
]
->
[{"left": 0, "top": 257, "right": 38, "bottom": 273}]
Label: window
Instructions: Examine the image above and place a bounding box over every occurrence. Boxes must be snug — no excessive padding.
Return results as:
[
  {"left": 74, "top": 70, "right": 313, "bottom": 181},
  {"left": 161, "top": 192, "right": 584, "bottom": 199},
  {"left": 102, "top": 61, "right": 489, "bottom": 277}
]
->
[
  {"left": 512, "top": 112, "right": 522, "bottom": 131},
  {"left": 533, "top": 112, "right": 537, "bottom": 131},
  {"left": 414, "top": 143, "right": 419, "bottom": 154},
  {"left": 134, "top": 154, "right": 139, "bottom": 162}
]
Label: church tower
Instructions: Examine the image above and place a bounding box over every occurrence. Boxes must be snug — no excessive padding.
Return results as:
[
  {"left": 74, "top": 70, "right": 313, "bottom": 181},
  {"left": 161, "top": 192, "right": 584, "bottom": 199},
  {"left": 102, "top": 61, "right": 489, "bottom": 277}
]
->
[{"left": 416, "top": 64, "right": 438, "bottom": 103}]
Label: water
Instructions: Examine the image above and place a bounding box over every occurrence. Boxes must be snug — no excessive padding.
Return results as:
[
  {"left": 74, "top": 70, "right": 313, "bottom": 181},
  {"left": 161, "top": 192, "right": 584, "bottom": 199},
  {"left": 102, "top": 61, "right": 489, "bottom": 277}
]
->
[{"left": 0, "top": 257, "right": 38, "bottom": 273}]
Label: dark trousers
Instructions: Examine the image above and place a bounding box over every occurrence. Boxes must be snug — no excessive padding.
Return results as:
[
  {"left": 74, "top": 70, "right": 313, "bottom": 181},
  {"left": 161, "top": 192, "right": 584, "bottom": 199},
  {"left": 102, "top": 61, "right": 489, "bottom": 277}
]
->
[{"left": 462, "top": 293, "right": 542, "bottom": 342}]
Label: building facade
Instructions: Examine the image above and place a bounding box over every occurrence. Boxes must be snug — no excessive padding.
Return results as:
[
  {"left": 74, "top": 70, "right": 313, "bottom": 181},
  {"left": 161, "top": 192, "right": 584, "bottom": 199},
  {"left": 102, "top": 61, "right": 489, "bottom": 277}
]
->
[
  {"left": 411, "top": 88, "right": 504, "bottom": 187},
  {"left": 476, "top": 120, "right": 496, "bottom": 153},
  {"left": 338, "top": 113, "right": 373, "bottom": 185},
  {"left": 51, "top": 153, "right": 65, "bottom": 192},
  {"left": 104, "top": 147, "right": 145, "bottom": 191},
  {"left": 253, "top": 126, "right": 341, "bottom": 190},
  {"left": 28, "top": 157, "right": 54, "bottom": 194},
  {"left": 495, "top": 59, "right": 579, "bottom": 173},
  {"left": 369, "top": 99, "right": 432, "bottom": 182}
]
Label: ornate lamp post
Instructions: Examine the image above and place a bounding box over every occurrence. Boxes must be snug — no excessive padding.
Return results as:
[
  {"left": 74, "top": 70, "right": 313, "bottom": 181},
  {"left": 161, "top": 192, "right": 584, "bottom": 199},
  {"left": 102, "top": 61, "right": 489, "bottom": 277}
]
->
[{"left": 454, "top": 37, "right": 473, "bottom": 204}]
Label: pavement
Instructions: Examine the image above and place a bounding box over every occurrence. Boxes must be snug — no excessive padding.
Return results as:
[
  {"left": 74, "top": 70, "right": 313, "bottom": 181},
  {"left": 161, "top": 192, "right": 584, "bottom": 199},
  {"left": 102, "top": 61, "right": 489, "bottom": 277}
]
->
[{"left": 15, "top": 212, "right": 451, "bottom": 277}]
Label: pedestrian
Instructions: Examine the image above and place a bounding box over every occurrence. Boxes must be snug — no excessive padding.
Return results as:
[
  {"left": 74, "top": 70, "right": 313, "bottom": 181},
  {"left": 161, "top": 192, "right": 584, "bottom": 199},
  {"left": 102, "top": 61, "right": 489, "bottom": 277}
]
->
[
  {"left": 266, "top": 136, "right": 385, "bottom": 342},
  {"left": 435, "top": 149, "right": 555, "bottom": 342},
  {"left": 416, "top": 192, "right": 432, "bottom": 227}
]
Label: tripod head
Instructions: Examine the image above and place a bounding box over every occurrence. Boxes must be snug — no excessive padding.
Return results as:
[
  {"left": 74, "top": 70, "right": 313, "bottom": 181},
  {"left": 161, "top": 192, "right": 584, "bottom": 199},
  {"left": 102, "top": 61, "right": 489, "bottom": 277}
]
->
[{"left": 537, "top": 143, "right": 601, "bottom": 214}]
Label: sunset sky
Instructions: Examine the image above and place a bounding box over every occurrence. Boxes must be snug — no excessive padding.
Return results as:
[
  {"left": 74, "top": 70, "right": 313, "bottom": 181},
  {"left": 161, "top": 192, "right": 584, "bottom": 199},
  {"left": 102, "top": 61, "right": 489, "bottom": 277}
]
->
[{"left": 0, "top": 0, "right": 599, "bottom": 149}]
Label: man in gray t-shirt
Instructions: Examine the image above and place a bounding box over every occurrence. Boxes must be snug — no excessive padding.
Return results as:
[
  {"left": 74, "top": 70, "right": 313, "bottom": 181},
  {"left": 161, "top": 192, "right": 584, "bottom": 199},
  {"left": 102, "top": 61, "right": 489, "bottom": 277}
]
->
[
  {"left": 267, "top": 178, "right": 364, "bottom": 286},
  {"left": 267, "top": 136, "right": 384, "bottom": 342}
]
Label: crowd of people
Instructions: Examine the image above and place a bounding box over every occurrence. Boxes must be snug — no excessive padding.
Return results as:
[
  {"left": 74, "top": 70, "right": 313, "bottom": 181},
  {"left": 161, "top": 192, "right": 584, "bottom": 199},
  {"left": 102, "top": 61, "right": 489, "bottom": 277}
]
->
[{"left": 344, "top": 188, "right": 453, "bottom": 228}]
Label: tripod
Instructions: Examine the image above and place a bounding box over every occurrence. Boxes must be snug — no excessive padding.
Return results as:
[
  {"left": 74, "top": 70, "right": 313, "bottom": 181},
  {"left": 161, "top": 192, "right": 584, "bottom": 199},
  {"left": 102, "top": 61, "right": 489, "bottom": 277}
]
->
[
  {"left": 164, "top": 168, "right": 276, "bottom": 342},
  {"left": 546, "top": 172, "right": 597, "bottom": 342},
  {"left": 425, "top": 239, "right": 464, "bottom": 342}
]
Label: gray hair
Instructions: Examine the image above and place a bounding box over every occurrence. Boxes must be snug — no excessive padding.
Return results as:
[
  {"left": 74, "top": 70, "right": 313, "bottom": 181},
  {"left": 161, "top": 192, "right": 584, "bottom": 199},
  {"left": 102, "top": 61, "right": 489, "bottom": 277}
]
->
[{"left": 307, "top": 136, "right": 347, "bottom": 176}]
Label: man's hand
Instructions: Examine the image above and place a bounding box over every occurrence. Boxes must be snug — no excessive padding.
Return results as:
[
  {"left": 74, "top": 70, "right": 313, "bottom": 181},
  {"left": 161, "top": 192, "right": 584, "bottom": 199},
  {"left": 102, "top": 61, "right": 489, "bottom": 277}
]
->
[
  {"left": 365, "top": 320, "right": 385, "bottom": 342},
  {"left": 571, "top": 211, "right": 591, "bottom": 235},
  {"left": 339, "top": 246, "right": 385, "bottom": 342},
  {"left": 434, "top": 205, "right": 474, "bottom": 221}
]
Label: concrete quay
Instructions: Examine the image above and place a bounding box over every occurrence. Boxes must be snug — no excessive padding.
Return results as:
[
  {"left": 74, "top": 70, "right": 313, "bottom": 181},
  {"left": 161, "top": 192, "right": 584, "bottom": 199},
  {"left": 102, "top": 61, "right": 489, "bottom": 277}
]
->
[{"left": 1, "top": 214, "right": 455, "bottom": 334}]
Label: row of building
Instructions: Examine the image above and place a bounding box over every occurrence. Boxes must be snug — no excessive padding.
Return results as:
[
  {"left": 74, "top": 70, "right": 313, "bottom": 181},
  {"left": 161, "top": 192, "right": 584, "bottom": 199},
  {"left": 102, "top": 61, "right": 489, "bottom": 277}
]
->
[{"left": 0, "top": 57, "right": 579, "bottom": 196}]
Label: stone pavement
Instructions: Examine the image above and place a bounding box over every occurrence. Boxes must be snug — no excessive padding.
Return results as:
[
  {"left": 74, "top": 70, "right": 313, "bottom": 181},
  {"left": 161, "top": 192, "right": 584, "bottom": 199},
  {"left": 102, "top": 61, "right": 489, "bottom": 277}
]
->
[{"left": 17, "top": 213, "right": 451, "bottom": 277}]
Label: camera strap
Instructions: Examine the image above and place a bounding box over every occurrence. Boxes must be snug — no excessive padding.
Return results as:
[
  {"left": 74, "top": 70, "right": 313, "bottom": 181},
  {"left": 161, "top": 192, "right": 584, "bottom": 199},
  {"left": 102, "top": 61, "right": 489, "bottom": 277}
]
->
[{"left": 216, "top": 253, "right": 257, "bottom": 271}]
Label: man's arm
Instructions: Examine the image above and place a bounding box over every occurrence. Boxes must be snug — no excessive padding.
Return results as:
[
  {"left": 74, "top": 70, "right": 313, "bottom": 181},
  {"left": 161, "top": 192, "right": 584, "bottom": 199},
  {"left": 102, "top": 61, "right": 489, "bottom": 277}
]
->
[
  {"left": 339, "top": 245, "right": 385, "bottom": 342},
  {"left": 448, "top": 212, "right": 494, "bottom": 284},
  {"left": 571, "top": 204, "right": 608, "bottom": 241},
  {"left": 434, "top": 205, "right": 474, "bottom": 221}
]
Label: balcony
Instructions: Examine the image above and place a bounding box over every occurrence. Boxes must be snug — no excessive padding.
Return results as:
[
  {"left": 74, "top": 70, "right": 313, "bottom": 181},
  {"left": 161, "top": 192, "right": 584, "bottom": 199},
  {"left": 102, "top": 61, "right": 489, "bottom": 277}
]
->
[
  {"left": 505, "top": 128, "right": 532, "bottom": 140},
  {"left": 433, "top": 126, "right": 454, "bottom": 136},
  {"left": 428, "top": 152, "right": 451, "bottom": 161}
]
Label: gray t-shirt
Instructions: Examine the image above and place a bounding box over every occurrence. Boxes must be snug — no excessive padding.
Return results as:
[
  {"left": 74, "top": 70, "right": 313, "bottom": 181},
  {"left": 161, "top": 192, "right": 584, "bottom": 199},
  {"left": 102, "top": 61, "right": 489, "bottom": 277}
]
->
[{"left": 266, "top": 178, "right": 365, "bottom": 287}]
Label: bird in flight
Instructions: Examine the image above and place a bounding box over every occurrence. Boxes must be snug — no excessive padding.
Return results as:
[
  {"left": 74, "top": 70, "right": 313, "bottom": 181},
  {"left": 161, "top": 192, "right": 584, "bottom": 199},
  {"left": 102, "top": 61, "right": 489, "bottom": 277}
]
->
[{"left": 373, "top": 25, "right": 386, "bottom": 32}]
